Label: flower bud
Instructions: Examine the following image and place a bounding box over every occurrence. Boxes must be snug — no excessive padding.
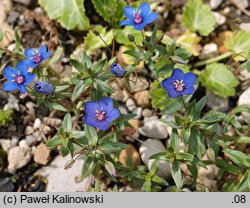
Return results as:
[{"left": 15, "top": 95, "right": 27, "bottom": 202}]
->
[
  {"left": 35, "top": 81, "right": 55, "bottom": 95},
  {"left": 111, "top": 63, "right": 126, "bottom": 78},
  {"left": 127, "top": 34, "right": 135, "bottom": 42}
]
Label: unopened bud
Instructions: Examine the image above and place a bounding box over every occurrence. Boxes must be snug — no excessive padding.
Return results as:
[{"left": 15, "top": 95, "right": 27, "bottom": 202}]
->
[
  {"left": 64, "top": 159, "right": 75, "bottom": 170},
  {"left": 234, "top": 18, "right": 242, "bottom": 25},
  {"left": 127, "top": 34, "right": 135, "bottom": 42}
]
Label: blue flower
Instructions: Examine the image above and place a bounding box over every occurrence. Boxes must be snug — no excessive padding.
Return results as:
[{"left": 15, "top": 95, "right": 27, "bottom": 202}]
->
[
  {"left": 120, "top": 2, "right": 158, "bottom": 30},
  {"left": 162, "top": 68, "right": 196, "bottom": 98},
  {"left": 35, "top": 81, "right": 55, "bottom": 95},
  {"left": 2, "top": 61, "right": 35, "bottom": 94},
  {"left": 84, "top": 97, "right": 120, "bottom": 131},
  {"left": 111, "top": 63, "right": 126, "bottom": 78},
  {"left": 24, "top": 45, "right": 51, "bottom": 68}
]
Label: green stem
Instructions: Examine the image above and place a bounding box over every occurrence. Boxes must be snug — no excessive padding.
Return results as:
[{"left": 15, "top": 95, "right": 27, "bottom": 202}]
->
[
  {"left": 194, "top": 51, "right": 233, "bottom": 67},
  {"left": 181, "top": 96, "right": 187, "bottom": 111},
  {"left": 141, "top": 30, "right": 145, "bottom": 40}
]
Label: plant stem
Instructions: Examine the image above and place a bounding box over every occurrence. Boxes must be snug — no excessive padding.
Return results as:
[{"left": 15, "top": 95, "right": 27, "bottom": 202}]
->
[
  {"left": 141, "top": 30, "right": 145, "bottom": 40},
  {"left": 181, "top": 96, "right": 187, "bottom": 111},
  {"left": 111, "top": 13, "right": 115, "bottom": 58},
  {"left": 194, "top": 51, "right": 233, "bottom": 67},
  {"left": 97, "top": 34, "right": 112, "bottom": 55}
]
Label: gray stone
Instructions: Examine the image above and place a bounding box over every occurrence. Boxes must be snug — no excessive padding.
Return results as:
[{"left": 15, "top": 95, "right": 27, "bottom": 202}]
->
[
  {"left": 0, "top": 140, "right": 13, "bottom": 152},
  {"left": 19, "top": 140, "right": 29, "bottom": 149},
  {"left": 139, "top": 120, "right": 169, "bottom": 139},
  {"left": 238, "top": 87, "right": 250, "bottom": 106},
  {"left": 132, "top": 107, "right": 143, "bottom": 119},
  {"left": 139, "top": 139, "right": 171, "bottom": 179},
  {"left": 33, "top": 118, "right": 42, "bottom": 130},
  {"left": 142, "top": 108, "right": 153, "bottom": 117},
  {"left": 240, "top": 23, "right": 250, "bottom": 32},
  {"left": 25, "top": 126, "right": 34, "bottom": 135},
  {"left": 0, "top": 137, "right": 17, "bottom": 152},
  {"left": 207, "top": 91, "right": 228, "bottom": 112},
  {"left": 25, "top": 135, "right": 36, "bottom": 146},
  {"left": 200, "top": 43, "right": 218, "bottom": 60},
  {"left": 3, "top": 94, "right": 19, "bottom": 111},
  {"left": 118, "top": 106, "right": 128, "bottom": 115},
  {"left": 8, "top": 146, "right": 32, "bottom": 174},
  {"left": 35, "top": 155, "right": 94, "bottom": 192},
  {"left": 213, "top": 12, "right": 226, "bottom": 26},
  {"left": 210, "top": 0, "right": 223, "bottom": 9},
  {"left": 126, "top": 98, "right": 137, "bottom": 112},
  {"left": 144, "top": 115, "right": 159, "bottom": 123},
  {"left": 129, "top": 76, "right": 149, "bottom": 92},
  {"left": 238, "top": 87, "right": 250, "bottom": 118},
  {"left": 234, "top": 0, "right": 248, "bottom": 9}
]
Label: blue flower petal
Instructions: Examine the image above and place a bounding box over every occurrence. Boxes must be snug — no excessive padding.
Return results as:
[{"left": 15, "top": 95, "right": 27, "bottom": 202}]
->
[
  {"left": 18, "top": 84, "right": 27, "bottom": 94},
  {"left": 134, "top": 22, "right": 147, "bottom": 30},
  {"left": 84, "top": 101, "right": 99, "bottom": 116},
  {"left": 182, "top": 86, "right": 195, "bottom": 95},
  {"left": 16, "top": 61, "right": 28, "bottom": 76},
  {"left": 42, "top": 51, "right": 51, "bottom": 61},
  {"left": 3, "top": 66, "right": 17, "bottom": 80},
  {"left": 24, "top": 48, "right": 36, "bottom": 58},
  {"left": 120, "top": 19, "right": 134, "bottom": 26},
  {"left": 171, "top": 68, "right": 184, "bottom": 80},
  {"left": 95, "top": 121, "right": 110, "bottom": 131},
  {"left": 2, "top": 81, "right": 18, "bottom": 91},
  {"left": 184, "top": 72, "right": 196, "bottom": 87},
  {"left": 124, "top": 6, "right": 135, "bottom": 19},
  {"left": 144, "top": 12, "right": 158, "bottom": 24},
  {"left": 138, "top": 2, "right": 150, "bottom": 18},
  {"left": 38, "top": 45, "right": 47, "bottom": 56},
  {"left": 24, "top": 73, "right": 35, "bottom": 84},
  {"left": 99, "top": 97, "right": 114, "bottom": 113},
  {"left": 162, "top": 78, "right": 181, "bottom": 98},
  {"left": 107, "top": 108, "right": 120, "bottom": 121}
]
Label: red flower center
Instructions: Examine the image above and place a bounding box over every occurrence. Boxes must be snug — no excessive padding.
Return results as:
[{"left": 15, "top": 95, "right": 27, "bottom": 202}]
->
[
  {"left": 173, "top": 80, "right": 185, "bottom": 92},
  {"left": 15, "top": 75, "right": 25, "bottom": 84},
  {"left": 95, "top": 110, "right": 106, "bottom": 121},
  {"left": 33, "top": 54, "right": 42, "bottom": 63},
  {"left": 134, "top": 11, "right": 142, "bottom": 24}
]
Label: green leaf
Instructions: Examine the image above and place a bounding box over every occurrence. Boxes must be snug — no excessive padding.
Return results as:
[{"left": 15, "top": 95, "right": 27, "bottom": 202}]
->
[
  {"left": 182, "top": 0, "right": 215, "bottom": 36},
  {"left": 225, "top": 30, "right": 250, "bottom": 60},
  {"left": 170, "top": 161, "right": 182, "bottom": 189},
  {"left": 72, "top": 80, "right": 85, "bottom": 101},
  {"left": 85, "top": 124, "right": 98, "bottom": 145},
  {"left": 91, "top": 0, "right": 115, "bottom": 23},
  {"left": 115, "top": 27, "right": 143, "bottom": 46},
  {"left": 62, "top": 113, "right": 72, "bottom": 133},
  {"left": 200, "top": 63, "right": 239, "bottom": 97},
  {"left": 94, "top": 78, "right": 114, "bottom": 93},
  {"left": 236, "top": 170, "right": 250, "bottom": 192},
  {"left": 83, "top": 25, "right": 113, "bottom": 54},
  {"left": 98, "top": 141, "right": 127, "bottom": 154},
  {"left": 152, "top": 175, "right": 168, "bottom": 186},
  {"left": 0, "top": 27, "right": 3, "bottom": 41},
  {"left": 223, "top": 149, "right": 250, "bottom": 168},
  {"left": 39, "top": 0, "right": 90, "bottom": 30},
  {"left": 215, "top": 159, "right": 240, "bottom": 175},
  {"left": 169, "top": 129, "right": 179, "bottom": 152},
  {"left": 82, "top": 156, "right": 95, "bottom": 178},
  {"left": 49, "top": 46, "right": 63, "bottom": 65},
  {"left": 175, "top": 152, "right": 194, "bottom": 162},
  {"left": 104, "top": 161, "right": 116, "bottom": 177},
  {"left": 44, "top": 102, "right": 67, "bottom": 112},
  {"left": 47, "top": 135, "right": 62, "bottom": 148}
]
